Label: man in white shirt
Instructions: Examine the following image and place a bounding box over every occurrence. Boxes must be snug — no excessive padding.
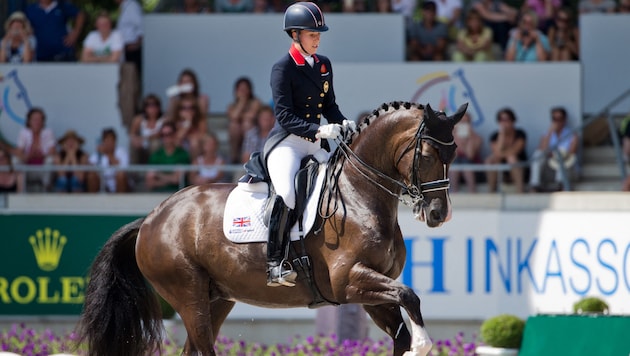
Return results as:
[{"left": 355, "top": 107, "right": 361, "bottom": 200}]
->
[{"left": 81, "top": 12, "right": 123, "bottom": 63}]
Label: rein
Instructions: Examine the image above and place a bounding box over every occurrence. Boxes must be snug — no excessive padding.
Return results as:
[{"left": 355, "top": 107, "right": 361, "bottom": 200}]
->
[{"left": 334, "top": 120, "right": 453, "bottom": 208}]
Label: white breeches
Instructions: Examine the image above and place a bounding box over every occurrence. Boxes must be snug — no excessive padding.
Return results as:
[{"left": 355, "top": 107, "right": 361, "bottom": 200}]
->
[{"left": 267, "top": 134, "right": 321, "bottom": 209}]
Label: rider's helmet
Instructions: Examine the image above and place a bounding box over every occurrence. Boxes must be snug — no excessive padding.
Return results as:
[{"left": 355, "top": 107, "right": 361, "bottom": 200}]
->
[{"left": 283, "top": 2, "right": 328, "bottom": 38}]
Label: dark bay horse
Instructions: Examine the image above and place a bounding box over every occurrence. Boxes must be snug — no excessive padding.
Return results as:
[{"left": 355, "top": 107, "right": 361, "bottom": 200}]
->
[{"left": 78, "top": 101, "right": 467, "bottom": 356}]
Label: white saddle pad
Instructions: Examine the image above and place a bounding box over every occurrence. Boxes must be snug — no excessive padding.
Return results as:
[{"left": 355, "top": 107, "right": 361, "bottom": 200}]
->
[{"left": 223, "top": 163, "right": 327, "bottom": 243}]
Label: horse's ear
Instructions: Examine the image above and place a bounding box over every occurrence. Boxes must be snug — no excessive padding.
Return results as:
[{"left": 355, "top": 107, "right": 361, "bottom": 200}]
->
[
  {"left": 451, "top": 103, "right": 469, "bottom": 124},
  {"left": 424, "top": 103, "right": 438, "bottom": 124}
]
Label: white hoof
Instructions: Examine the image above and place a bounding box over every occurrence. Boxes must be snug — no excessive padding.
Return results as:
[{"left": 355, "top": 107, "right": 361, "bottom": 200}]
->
[{"left": 402, "top": 341, "right": 433, "bottom": 356}]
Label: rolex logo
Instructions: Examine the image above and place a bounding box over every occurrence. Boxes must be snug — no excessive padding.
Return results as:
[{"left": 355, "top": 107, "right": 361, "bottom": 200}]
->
[{"left": 28, "top": 228, "right": 67, "bottom": 272}]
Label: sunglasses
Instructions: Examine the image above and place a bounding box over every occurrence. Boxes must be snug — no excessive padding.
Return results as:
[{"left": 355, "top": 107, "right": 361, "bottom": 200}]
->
[
  {"left": 552, "top": 116, "right": 565, "bottom": 122},
  {"left": 145, "top": 102, "right": 159, "bottom": 107}
]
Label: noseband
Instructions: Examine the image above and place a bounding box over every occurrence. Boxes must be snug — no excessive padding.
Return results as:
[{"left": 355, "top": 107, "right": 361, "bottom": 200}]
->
[{"left": 336, "top": 120, "right": 454, "bottom": 207}]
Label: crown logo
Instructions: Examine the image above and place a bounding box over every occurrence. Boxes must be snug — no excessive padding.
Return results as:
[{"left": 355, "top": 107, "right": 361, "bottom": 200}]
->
[{"left": 28, "top": 228, "right": 67, "bottom": 272}]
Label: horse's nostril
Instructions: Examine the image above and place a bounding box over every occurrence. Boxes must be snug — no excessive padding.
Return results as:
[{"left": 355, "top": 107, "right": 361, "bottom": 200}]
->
[{"left": 430, "top": 210, "right": 441, "bottom": 221}]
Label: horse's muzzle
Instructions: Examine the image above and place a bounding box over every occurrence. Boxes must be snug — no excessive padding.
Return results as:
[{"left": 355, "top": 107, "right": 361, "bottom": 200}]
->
[{"left": 414, "top": 197, "right": 450, "bottom": 227}]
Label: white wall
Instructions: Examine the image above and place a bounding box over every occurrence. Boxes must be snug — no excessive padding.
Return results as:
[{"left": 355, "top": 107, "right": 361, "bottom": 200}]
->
[
  {"left": 581, "top": 14, "right": 630, "bottom": 115},
  {"left": 143, "top": 13, "right": 405, "bottom": 115},
  {"left": 0, "top": 64, "right": 127, "bottom": 154}
]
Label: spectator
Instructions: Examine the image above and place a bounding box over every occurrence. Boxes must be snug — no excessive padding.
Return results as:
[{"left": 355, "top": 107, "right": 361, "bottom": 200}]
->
[
  {"left": 52, "top": 130, "right": 89, "bottom": 193},
  {"left": 166, "top": 68, "right": 210, "bottom": 119},
  {"left": 521, "top": 0, "right": 561, "bottom": 33},
  {"left": 619, "top": 0, "right": 630, "bottom": 12},
  {"left": 375, "top": 0, "right": 393, "bottom": 12},
  {"left": 215, "top": 0, "right": 254, "bottom": 12},
  {"left": 189, "top": 133, "right": 225, "bottom": 185},
  {"left": 623, "top": 175, "right": 630, "bottom": 191},
  {"left": 130, "top": 94, "right": 165, "bottom": 164},
  {"left": 227, "top": 77, "right": 262, "bottom": 163},
  {"left": 80, "top": 11, "right": 123, "bottom": 63},
  {"left": 116, "top": 0, "right": 143, "bottom": 75},
  {"left": 0, "top": 147, "right": 23, "bottom": 193},
  {"left": 88, "top": 128, "right": 130, "bottom": 193},
  {"left": 253, "top": 0, "right": 275, "bottom": 13},
  {"left": 171, "top": 95, "right": 208, "bottom": 159},
  {"left": 15, "top": 107, "right": 56, "bottom": 165},
  {"left": 579, "top": 0, "right": 616, "bottom": 13},
  {"left": 449, "top": 113, "right": 482, "bottom": 192},
  {"left": 25, "top": 0, "right": 85, "bottom": 62},
  {"left": 433, "top": 0, "right": 463, "bottom": 32},
  {"left": 505, "top": 11, "right": 550, "bottom": 62},
  {"left": 0, "top": 11, "right": 36, "bottom": 63},
  {"left": 547, "top": 8, "right": 579, "bottom": 61},
  {"left": 177, "top": 0, "right": 211, "bottom": 13},
  {"left": 529, "top": 107, "right": 578, "bottom": 192},
  {"left": 451, "top": 9, "right": 494, "bottom": 61},
  {"left": 407, "top": 1, "right": 449, "bottom": 61},
  {"left": 471, "top": 0, "right": 518, "bottom": 51},
  {"left": 240, "top": 105, "right": 275, "bottom": 163},
  {"left": 484, "top": 108, "right": 527, "bottom": 193},
  {"left": 145, "top": 122, "right": 191, "bottom": 192}
]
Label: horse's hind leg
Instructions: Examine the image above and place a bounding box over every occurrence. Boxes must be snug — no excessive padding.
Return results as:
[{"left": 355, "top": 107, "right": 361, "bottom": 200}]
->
[
  {"left": 155, "top": 268, "right": 216, "bottom": 356},
  {"left": 363, "top": 304, "right": 411, "bottom": 356}
]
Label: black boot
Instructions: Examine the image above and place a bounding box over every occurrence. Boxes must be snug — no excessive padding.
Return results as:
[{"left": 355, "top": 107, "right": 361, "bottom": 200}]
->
[{"left": 266, "top": 196, "right": 297, "bottom": 287}]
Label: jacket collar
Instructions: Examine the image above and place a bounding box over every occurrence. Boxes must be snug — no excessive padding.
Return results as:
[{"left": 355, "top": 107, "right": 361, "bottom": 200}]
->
[{"left": 289, "top": 45, "right": 319, "bottom": 66}]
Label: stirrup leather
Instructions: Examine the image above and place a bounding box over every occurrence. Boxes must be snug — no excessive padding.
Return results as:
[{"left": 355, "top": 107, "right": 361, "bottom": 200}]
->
[{"left": 267, "top": 261, "right": 297, "bottom": 287}]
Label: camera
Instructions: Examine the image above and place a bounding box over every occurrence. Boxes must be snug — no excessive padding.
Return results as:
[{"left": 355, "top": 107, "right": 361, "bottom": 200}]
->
[{"left": 522, "top": 30, "right": 530, "bottom": 37}]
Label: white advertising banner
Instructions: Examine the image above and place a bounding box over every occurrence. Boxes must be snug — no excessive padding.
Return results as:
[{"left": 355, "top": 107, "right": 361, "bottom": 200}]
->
[
  {"left": 0, "top": 64, "right": 127, "bottom": 154},
  {"left": 228, "top": 208, "right": 629, "bottom": 320},
  {"left": 399, "top": 209, "right": 630, "bottom": 319}
]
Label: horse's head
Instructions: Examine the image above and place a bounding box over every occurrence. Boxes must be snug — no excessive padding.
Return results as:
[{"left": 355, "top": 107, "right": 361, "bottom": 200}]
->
[{"left": 402, "top": 102, "right": 467, "bottom": 227}]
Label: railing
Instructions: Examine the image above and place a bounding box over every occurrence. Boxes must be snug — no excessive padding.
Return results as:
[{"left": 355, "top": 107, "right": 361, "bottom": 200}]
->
[
  {"left": 1, "top": 162, "right": 521, "bottom": 194},
  {"left": 583, "top": 87, "right": 630, "bottom": 180}
]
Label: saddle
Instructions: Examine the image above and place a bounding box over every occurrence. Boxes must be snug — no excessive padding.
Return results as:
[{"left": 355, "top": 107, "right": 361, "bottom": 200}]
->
[{"left": 239, "top": 150, "right": 321, "bottom": 230}]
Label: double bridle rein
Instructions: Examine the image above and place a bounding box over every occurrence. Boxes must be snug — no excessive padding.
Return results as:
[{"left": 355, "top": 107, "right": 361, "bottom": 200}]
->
[{"left": 335, "top": 120, "right": 454, "bottom": 207}]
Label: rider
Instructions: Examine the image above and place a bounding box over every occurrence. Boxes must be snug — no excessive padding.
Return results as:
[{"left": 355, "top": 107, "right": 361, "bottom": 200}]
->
[{"left": 264, "top": 1, "right": 353, "bottom": 287}]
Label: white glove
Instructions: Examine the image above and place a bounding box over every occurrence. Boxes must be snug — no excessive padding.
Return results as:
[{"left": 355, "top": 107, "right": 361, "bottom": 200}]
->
[
  {"left": 315, "top": 124, "right": 342, "bottom": 140},
  {"left": 342, "top": 120, "right": 357, "bottom": 133}
]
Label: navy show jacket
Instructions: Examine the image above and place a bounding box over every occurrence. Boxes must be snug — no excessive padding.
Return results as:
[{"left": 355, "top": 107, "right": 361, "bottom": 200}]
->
[{"left": 268, "top": 45, "right": 346, "bottom": 144}]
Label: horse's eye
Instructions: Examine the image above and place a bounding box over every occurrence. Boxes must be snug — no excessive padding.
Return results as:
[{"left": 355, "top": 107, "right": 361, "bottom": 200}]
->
[{"left": 422, "top": 154, "right": 434, "bottom": 163}]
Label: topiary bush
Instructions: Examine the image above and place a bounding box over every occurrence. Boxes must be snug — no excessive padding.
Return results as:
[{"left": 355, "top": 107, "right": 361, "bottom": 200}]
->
[
  {"left": 573, "top": 296, "right": 609, "bottom": 314},
  {"left": 480, "top": 314, "right": 525, "bottom": 349}
]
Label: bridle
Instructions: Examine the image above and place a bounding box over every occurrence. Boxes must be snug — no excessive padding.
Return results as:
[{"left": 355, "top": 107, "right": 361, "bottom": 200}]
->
[{"left": 335, "top": 120, "right": 454, "bottom": 208}]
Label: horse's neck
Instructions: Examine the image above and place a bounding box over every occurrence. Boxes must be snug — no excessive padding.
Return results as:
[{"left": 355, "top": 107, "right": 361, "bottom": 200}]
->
[{"left": 338, "top": 118, "right": 412, "bottom": 213}]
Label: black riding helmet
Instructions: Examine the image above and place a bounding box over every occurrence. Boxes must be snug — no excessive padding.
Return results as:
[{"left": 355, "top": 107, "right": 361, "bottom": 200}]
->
[{"left": 283, "top": 2, "right": 329, "bottom": 38}]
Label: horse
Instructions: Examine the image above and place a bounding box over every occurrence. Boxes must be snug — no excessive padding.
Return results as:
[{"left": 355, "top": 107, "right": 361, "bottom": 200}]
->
[{"left": 77, "top": 101, "right": 467, "bottom": 356}]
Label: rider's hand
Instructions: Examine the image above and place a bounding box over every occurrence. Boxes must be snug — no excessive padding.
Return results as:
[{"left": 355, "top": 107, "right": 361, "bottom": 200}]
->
[
  {"left": 342, "top": 120, "right": 357, "bottom": 134},
  {"left": 316, "top": 124, "right": 342, "bottom": 140}
]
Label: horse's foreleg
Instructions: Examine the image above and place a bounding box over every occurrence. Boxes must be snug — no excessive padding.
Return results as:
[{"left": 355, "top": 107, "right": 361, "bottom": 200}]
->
[
  {"left": 363, "top": 304, "right": 411, "bottom": 356},
  {"left": 345, "top": 262, "right": 431, "bottom": 356}
]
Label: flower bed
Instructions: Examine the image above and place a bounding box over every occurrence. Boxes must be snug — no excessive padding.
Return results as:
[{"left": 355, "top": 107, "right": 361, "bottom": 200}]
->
[{"left": 1, "top": 323, "right": 479, "bottom": 356}]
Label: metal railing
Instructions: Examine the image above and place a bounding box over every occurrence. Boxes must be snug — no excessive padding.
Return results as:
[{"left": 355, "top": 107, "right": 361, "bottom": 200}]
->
[{"left": 1, "top": 162, "right": 522, "bottom": 194}]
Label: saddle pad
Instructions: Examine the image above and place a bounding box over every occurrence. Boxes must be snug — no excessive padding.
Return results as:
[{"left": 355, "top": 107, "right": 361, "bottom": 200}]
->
[{"left": 223, "top": 163, "right": 327, "bottom": 243}]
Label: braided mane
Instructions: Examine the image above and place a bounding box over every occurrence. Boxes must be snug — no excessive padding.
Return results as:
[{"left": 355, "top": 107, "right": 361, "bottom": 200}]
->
[{"left": 356, "top": 101, "right": 425, "bottom": 135}]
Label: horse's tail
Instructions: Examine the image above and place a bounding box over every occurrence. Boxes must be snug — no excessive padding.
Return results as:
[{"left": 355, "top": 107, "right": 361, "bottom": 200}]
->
[{"left": 77, "top": 217, "right": 163, "bottom": 356}]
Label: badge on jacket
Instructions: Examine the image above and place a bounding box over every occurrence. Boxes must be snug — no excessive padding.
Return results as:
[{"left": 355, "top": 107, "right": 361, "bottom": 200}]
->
[{"left": 323, "top": 81, "right": 329, "bottom": 93}]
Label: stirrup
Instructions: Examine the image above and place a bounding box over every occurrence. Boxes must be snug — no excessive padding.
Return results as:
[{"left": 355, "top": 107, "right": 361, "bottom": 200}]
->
[{"left": 267, "top": 263, "right": 297, "bottom": 287}]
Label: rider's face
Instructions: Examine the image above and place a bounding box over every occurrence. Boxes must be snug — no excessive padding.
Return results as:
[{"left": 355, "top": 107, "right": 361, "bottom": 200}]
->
[{"left": 296, "top": 30, "right": 321, "bottom": 55}]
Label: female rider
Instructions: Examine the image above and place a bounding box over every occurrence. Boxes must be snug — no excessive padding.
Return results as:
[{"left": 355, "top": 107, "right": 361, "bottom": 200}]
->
[{"left": 264, "top": 2, "right": 354, "bottom": 287}]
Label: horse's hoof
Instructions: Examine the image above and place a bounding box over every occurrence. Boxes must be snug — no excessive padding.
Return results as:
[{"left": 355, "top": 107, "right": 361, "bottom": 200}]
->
[{"left": 402, "top": 343, "right": 432, "bottom": 356}]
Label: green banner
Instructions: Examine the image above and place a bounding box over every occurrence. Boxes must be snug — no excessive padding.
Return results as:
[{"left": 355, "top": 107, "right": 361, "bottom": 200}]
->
[{"left": 0, "top": 214, "right": 141, "bottom": 315}]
